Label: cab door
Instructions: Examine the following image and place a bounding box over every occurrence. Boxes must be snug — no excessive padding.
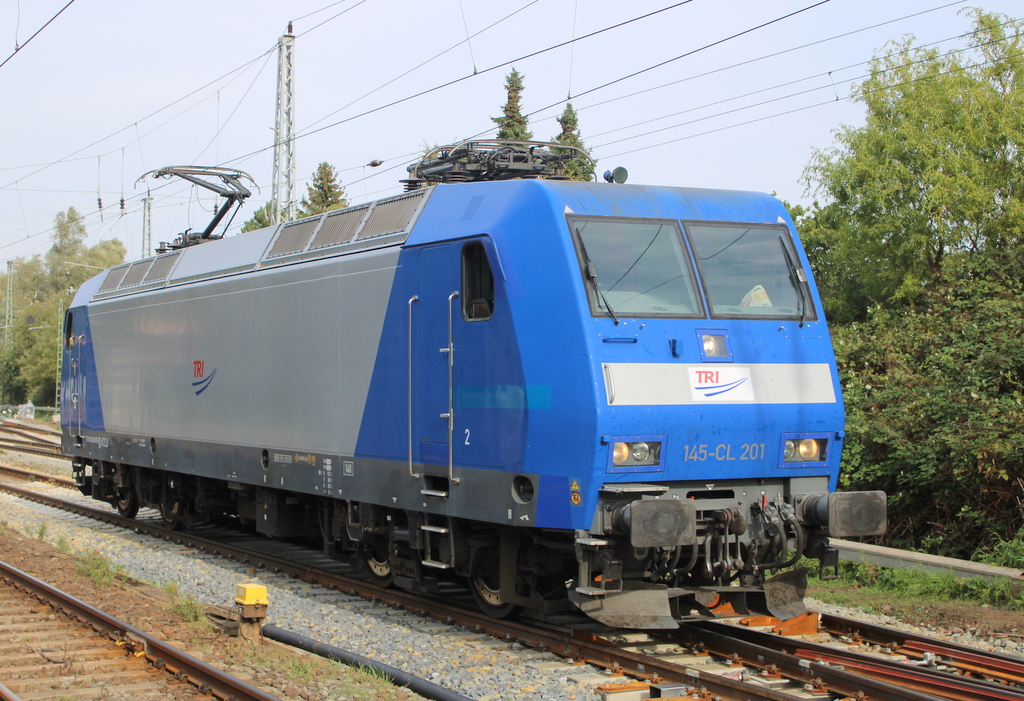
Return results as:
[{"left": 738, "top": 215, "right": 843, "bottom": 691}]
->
[
  {"left": 63, "top": 309, "right": 84, "bottom": 440},
  {"left": 416, "top": 244, "right": 459, "bottom": 457},
  {"left": 414, "top": 238, "right": 521, "bottom": 475}
]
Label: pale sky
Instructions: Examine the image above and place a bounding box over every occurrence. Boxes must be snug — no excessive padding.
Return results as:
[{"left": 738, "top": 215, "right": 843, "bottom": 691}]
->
[{"left": 0, "top": 0, "right": 1018, "bottom": 263}]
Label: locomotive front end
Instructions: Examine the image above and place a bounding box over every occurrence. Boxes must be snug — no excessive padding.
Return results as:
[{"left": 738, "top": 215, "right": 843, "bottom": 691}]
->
[{"left": 560, "top": 197, "right": 886, "bottom": 628}]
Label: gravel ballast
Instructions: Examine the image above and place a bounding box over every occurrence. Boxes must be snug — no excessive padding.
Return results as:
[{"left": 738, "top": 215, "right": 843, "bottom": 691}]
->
[
  {"left": 3, "top": 472, "right": 1024, "bottom": 701},
  {"left": 0, "top": 486, "right": 603, "bottom": 701}
]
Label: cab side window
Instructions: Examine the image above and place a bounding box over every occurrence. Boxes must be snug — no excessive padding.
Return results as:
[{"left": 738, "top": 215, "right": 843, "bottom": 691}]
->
[
  {"left": 64, "top": 310, "right": 75, "bottom": 350},
  {"left": 462, "top": 241, "right": 494, "bottom": 321}
]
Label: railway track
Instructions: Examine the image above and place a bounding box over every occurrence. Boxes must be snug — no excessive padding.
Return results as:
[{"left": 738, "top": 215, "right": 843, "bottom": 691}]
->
[
  {"left": 0, "top": 558, "right": 280, "bottom": 701},
  {"left": 3, "top": 469, "right": 1024, "bottom": 701},
  {"left": 0, "top": 420, "right": 63, "bottom": 460}
]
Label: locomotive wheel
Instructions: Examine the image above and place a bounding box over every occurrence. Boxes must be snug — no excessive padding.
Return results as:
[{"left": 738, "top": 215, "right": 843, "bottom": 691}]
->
[
  {"left": 469, "top": 549, "right": 522, "bottom": 619},
  {"left": 361, "top": 541, "right": 394, "bottom": 587},
  {"left": 114, "top": 488, "right": 139, "bottom": 519},
  {"left": 160, "top": 500, "right": 183, "bottom": 531}
]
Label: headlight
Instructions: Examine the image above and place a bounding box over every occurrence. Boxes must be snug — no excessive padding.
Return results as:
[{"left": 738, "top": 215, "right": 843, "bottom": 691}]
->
[
  {"left": 702, "top": 334, "right": 727, "bottom": 357},
  {"left": 783, "top": 437, "right": 826, "bottom": 463},
  {"left": 611, "top": 441, "right": 662, "bottom": 467},
  {"left": 631, "top": 442, "right": 650, "bottom": 463},
  {"left": 798, "top": 438, "right": 819, "bottom": 461},
  {"left": 613, "top": 442, "right": 631, "bottom": 465}
]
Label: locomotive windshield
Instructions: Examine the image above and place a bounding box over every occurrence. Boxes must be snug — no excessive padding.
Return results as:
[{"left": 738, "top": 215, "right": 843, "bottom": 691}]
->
[
  {"left": 686, "top": 222, "right": 817, "bottom": 321},
  {"left": 571, "top": 218, "right": 702, "bottom": 318}
]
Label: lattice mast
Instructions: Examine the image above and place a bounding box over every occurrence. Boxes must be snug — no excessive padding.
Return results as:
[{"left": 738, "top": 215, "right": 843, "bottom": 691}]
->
[
  {"left": 142, "top": 196, "right": 153, "bottom": 258},
  {"left": 271, "top": 23, "right": 296, "bottom": 225}
]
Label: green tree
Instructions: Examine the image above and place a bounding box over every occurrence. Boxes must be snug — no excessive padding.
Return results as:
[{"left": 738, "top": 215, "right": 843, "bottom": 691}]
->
[
  {"left": 833, "top": 249, "right": 1024, "bottom": 557},
  {"left": 240, "top": 201, "right": 274, "bottom": 233},
  {"left": 0, "top": 206, "right": 125, "bottom": 405},
  {"left": 298, "top": 162, "right": 348, "bottom": 218},
  {"left": 803, "top": 10, "right": 1024, "bottom": 319},
  {"left": 550, "top": 102, "right": 594, "bottom": 181},
  {"left": 491, "top": 69, "right": 532, "bottom": 141}
]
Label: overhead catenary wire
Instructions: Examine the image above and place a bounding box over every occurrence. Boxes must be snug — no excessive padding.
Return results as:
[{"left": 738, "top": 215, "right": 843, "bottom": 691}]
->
[
  {"left": 600, "top": 39, "right": 1024, "bottom": 161},
  {"left": 0, "top": 0, "right": 76, "bottom": 71},
  {"left": 224, "top": 1, "right": 697, "bottom": 167},
  {"left": 309, "top": 3, "right": 1014, "bottom": 214},
  {"left": 591, "top": 20, "right": 1024, "bottom": 151},
  {"left": 0, "top": 1, "right": 1004, "bottom": 255}
]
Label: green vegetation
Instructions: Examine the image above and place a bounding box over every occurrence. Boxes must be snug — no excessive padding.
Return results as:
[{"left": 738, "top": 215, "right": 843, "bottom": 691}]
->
[
  {"left": 298, "top": 162, "right": 349, "bottom": 217},
  {"left": 76, "top": 550, "right": 127, "bottom": 587},
  {"left": 168, "top": 592, "right": 211, "bottom": 628},
  {"left": 0, "top": 206, "right": 125, "bottom": 405},
  {"left": 551, "top": 102, "right": 595, "bottom": 181},
  {"left": 808, "top": 560, "right": 1024, "bottom": 612},
  {"left": 802, "top": 9, "right": 1024, "bottom": 324},
  {"left": 491, "top": 68, "right": 532, "bottom": 141},
  {"left": 56, "top": 535, "right": 71, "bottom": 553},
  {"left": 240, "top": 201, "right": 274, "bottom": 233},
  {"left": 800, "top": 10, "right": 1024, "bottom": 558},
  {"left": 240, "top": 161, "right": 349, "bottom": 231},
  {"left": 36, "top": 522, "right": 47, "bottom": 541},
  {"left": 219, "top": 644, "right": 403, "bottom": 699}
]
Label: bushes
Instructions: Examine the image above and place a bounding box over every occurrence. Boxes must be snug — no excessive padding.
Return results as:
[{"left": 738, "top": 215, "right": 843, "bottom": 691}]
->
[{"left": 834, "top": 251, "right": 1024, "bottom": 557}]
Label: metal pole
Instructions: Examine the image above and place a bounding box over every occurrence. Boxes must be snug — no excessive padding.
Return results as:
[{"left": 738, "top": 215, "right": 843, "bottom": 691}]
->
[
  {"left": 54, "top": 297, "right": 64, "bottom": 409},
  {"left": 271, "top": 23, "right": 296, "bottom": 225},
  {"left": 5, "top": 261, "right": 12, "bottom": 344},
  {"left": 142, "top": 196, "right": 153, "bottom": 257}
]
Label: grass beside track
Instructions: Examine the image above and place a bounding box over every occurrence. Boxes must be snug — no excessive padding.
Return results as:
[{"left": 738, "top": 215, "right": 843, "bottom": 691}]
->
[{"left": 805, "top": 558, "right": 1024, "bottom": 632}]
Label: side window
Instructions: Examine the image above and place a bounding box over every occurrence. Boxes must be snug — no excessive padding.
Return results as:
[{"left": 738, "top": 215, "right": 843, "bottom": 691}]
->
[
  {"left": 461, "top": 241, "right": 494, "bottom": 321},
  {"left": 64, "top": 310, "right": 75, "bottom": 350}
]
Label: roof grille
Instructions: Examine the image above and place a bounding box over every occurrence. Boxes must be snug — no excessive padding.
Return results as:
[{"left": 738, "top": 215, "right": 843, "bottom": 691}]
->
[
  {"left": 119, "top": 260, "right": 153, "bottom": 288},
  {"left": 358, "top": 193, "right": 423, "bottom": 240},
  {"left": 97, "top": 266, "right": 130, "bottom": 293},
  {"left": 310, "top": 207, "right": 368, "bottom": 250},
  {"left": 143, "top": 252, "right": 181, "bottom": 282},
  {"left": 266, "top": 219, "right": 320, "bottom": 259}
]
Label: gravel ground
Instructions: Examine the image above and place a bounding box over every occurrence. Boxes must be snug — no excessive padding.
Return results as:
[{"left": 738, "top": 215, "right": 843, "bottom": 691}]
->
[
  {"left": 0, "top": 484, "right": 604, "bottom": 701},
  {"left": 3, "top": 456, "right": 1023, "bottom": 699}
]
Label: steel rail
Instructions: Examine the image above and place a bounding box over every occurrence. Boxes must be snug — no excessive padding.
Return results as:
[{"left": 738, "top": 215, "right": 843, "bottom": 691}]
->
[
  {"left": 0, "top": 419, "right": 62, "bottom": 438},
  {"left": 0, "top": 462, "right": 76, "bottom": 488},
  {"left": 0, "top": 480, "right": 948, "bottom": 701},
  {"left": 0, "top": 558, "right": 281, "bottom": 701},
  {"left": 697, "top": 620, "right": 1024, "bottom": 701},
  {"left": 676, "top": 623, "right": 948, "bottom": 701},
  {"left": 823, "top": 612, "right": 1024, "bottom": 685},
  {"left": 0, "top": 440, "right": 63, "bottom": 458},
  {"left": 6, "top": 478, "right": 1023, "bottom": 701},
  {"left": 0, "top": 427, "right": 61, "bottom": 445}
]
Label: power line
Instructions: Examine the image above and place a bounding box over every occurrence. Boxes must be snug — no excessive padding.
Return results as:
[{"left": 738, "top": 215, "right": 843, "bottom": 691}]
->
[
  {"left": 0, "top": 0, "right": 77, "bottom": 71},
  {"left": 600, "top": 40, "right": 1024, "bottom": 161},
  {"left": 223, "top": 1, "right": 697, "bottom": 166},
  {"left": 575, "top": 0, "right": 969, "bottom": 128}
]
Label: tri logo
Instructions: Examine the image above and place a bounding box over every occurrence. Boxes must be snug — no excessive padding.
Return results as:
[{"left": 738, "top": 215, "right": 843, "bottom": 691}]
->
[
  {"left": 688, "top": 366, "right": 754, "bottom": 402},
  {"left": 192, "top": 360, "right": 217, "bottom": 395}
]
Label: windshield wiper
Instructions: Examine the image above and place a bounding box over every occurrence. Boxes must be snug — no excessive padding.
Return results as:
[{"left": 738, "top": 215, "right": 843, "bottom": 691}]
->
[
  {"left": 778, "top": 236, "right": 808, "bottom": 327},
  {"left": 576, "top": 233, "right": 619, "bottom": 325}
]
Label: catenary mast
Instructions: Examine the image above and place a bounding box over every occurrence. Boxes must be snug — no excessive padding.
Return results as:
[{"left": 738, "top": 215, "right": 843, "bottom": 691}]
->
[{"left": 271, "top": 23, "right": 297, "bottom": 225}]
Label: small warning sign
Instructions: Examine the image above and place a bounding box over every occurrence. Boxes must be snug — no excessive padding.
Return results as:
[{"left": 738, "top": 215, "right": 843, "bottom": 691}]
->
[
  {"left": 570, "top": 479, "right": 581, "bottom": 491},
  {"left": 570, "top": 492, "right": 582, "bottom": 505}
]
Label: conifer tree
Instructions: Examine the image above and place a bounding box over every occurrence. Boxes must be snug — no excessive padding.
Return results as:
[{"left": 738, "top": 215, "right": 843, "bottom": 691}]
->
[
  {"left": 491, "top": 69, "right": 532, "bottom": 141},
  {"left": 551, "top": 102, "right": 594, "bottom": 181},
  {"left": 240, "top": 202, "right": 273, "bottom": 233},
  {"left": 299, "top": 162, "right": 348, "bottom": 217}
]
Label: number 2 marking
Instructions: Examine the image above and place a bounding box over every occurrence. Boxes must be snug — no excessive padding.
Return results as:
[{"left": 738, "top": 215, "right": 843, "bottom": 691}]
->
[{"left": 464, "top": 429, "right": 471, "bottom": 445}]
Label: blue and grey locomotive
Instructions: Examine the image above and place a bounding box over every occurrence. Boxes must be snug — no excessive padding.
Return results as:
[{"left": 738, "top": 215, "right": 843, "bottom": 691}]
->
[{"left": 61, "top": 143, "right": 885, "bottom": 628}]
